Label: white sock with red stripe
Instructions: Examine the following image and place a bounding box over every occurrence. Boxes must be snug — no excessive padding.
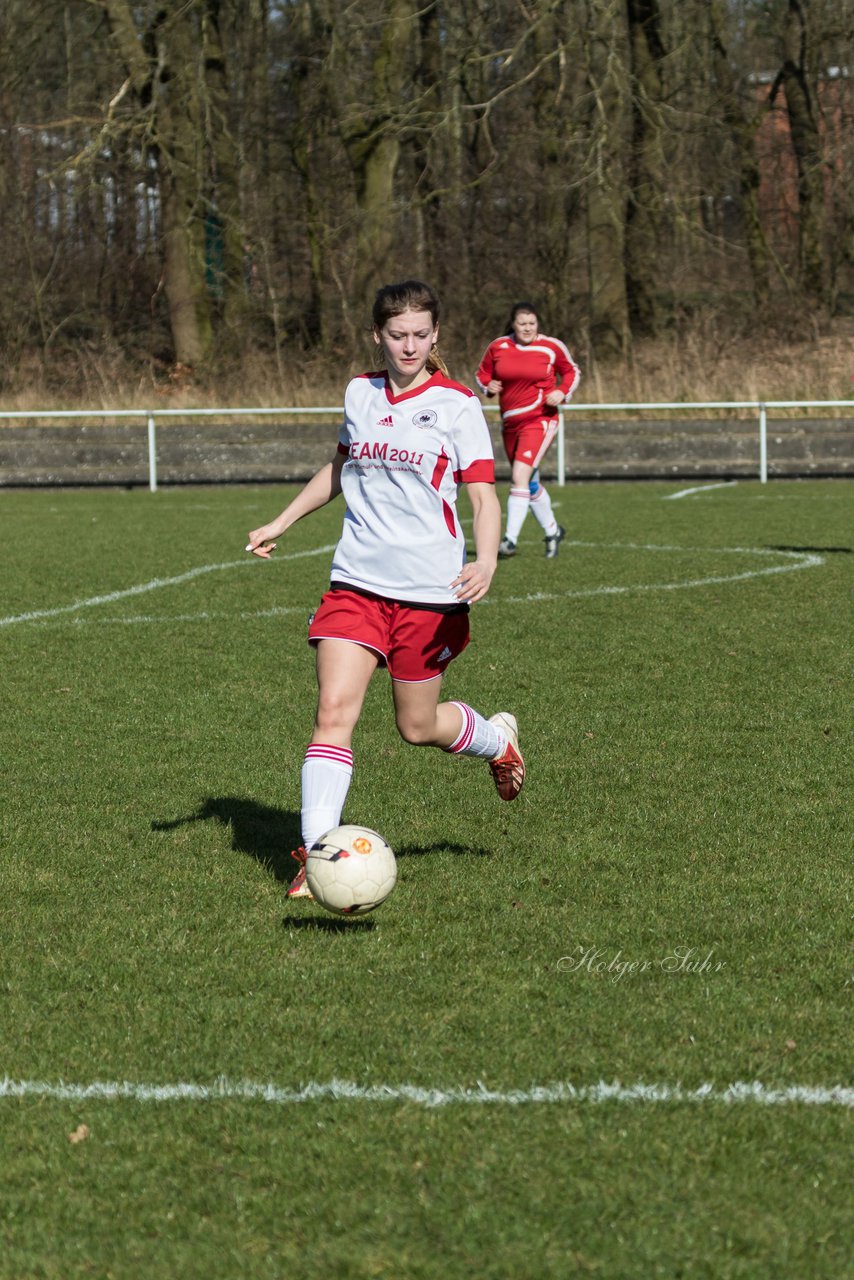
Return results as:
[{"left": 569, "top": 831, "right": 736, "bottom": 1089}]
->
[
  {"left": 444, "top": 702, "right": 505, "bottom": 759},
  {"left": 529, "top": 482, "right": 558, "bottom": 536},
  {"left": 301, "top": 743, "right": 354, "bottom": 850},
  {"left": 505, "top": 488, "right": 530, "bottom": 543}
]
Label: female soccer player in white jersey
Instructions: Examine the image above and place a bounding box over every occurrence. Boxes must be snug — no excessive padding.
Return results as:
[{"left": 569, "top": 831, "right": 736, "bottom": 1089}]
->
[
  {"left": 246, "top": 280, "right": 525, "bottom": 899},
  {"left": 476, "top": 302, "right": 580, "bottom": 559}
]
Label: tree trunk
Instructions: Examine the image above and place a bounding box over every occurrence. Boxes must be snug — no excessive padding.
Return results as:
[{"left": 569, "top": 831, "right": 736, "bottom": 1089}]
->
[
  {"left": 529, "top": 2, "right": 579, "bottom": 327},
  {"left": 202, "top": 0, "right": 251, "bottom": 345},
  {"left": 778, "top": 0, "right": 829, "bottom": 307},
  {"left": 286, "top": 0, "right": 336, "bottom": 346},
  {"left": 625, "top": 0, "right": 666, "bottom": 336},
  {"left": 154, "top": 10, "right": 213, "bottom": 370},
  {"left": 584, "top": 0, "right": 631, "bottom": 359},
  {"left": 709, "top": 0, "right": 770, "bottom": 307},
  {"left": 160, "top": 182, "right": 210, "bottom": 369},
  {"left": 336, "top": 0, "right": 416, "bottom": 299},
  {"left": 102, "top": 0, "right": 214, "bottom": 371}
]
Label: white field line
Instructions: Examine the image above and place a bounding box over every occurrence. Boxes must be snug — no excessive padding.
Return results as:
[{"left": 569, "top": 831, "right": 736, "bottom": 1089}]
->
[
  {"left": 0, "top": 545, "right": 335, "bottom": 628},
  {"left": 665, "top": 481, "right": 739, "bottom": 500},
  {"left": 0, "top": 543, "right": 824, "bottom": 630},
  {"left": 0, "top": 1077, "right": 851, "bottom": 1108},
  {"left": 37, "top": 606, "right": 312, "bottom": 627},
  {"left": 493, "top": 542, "right": 823, "bottom": 606}
]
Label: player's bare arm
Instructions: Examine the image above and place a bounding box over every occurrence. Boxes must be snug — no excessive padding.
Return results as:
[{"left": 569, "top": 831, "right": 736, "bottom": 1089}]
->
[
  {"left": 450, "top": 481, "right": 501, "bottom": 604},
  {"left": 246, "top": 453, "right": 345, "bottom": 557}
]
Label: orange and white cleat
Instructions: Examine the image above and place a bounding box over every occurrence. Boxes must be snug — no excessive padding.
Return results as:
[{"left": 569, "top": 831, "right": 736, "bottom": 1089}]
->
[
  {"left": 286, "top": 847, "right": 314, "bottom": 899},
  {"left": 488, "top": 713, "right": 525, "bottom": 801}
]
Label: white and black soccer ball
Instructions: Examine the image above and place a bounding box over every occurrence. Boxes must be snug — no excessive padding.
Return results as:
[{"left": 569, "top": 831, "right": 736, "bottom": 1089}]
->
[{"left": 305, "top": 825, "right": 398, "bottom": 916}]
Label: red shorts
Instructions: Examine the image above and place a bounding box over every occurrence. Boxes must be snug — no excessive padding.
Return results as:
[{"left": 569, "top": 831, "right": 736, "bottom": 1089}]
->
[
  {"left": 308, "top": 588, "right": 470, "bottom": 683},
  {"left": 502, "top": 415, "right": 559, "bottom": 468}
]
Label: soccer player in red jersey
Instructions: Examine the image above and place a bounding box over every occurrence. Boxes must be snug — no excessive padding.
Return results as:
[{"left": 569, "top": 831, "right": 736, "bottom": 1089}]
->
[
  {"left": 476, "top": 302, "right": 580, "bottom": 558},
  {"left": 246, "top": 281, "right": 525, "bottom": 900}
]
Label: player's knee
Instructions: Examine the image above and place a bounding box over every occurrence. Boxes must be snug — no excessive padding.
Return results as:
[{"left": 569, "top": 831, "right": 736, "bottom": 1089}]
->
[
  {"left": 316, "top": 692, "right": 358, "bottom": 734},
  {"left": 529, "top": 478, "right": 541, "bottom": 497},
  {"left": 395, "top": 714, "right": 434, "bottom": 747}
]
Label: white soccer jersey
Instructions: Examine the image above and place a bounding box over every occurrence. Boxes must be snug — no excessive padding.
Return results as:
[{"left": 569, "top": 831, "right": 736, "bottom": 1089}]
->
[{"left": 329, "top": 370, "right": 496, "bottom": 606}]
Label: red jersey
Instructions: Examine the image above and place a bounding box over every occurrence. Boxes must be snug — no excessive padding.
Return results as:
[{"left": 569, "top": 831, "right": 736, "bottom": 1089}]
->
[{"left": 475, "top": 333, "right": 580, "bottom": 425}]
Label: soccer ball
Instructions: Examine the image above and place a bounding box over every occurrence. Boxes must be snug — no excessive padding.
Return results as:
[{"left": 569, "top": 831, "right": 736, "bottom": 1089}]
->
[{"left": 305, "top": 825, "right": 397, "bottom": 916}]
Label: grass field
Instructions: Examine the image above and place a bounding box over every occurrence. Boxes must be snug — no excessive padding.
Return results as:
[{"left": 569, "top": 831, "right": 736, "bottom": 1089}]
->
[{"left": 1, "top": 478, "right": 851, "bottom": 1279}]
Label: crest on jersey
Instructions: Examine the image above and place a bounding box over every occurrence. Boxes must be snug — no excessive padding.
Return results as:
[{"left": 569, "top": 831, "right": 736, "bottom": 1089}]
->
[{"left": 412, "top": 409, "right": 438, "bottom": 429}]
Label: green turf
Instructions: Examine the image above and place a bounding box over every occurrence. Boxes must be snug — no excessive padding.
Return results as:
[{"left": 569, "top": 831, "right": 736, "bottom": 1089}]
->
[{"left": 1, "top": 479, "right": 851, "bottom": 1278}]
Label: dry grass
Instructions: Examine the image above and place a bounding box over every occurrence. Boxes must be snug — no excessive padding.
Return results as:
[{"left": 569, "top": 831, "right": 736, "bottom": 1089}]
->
[
  {"left": 1, "top": 316, "right": 852, "bottom": 417},
  {"left": 606, "top": 320, "right": 854, "bottom": 406}
]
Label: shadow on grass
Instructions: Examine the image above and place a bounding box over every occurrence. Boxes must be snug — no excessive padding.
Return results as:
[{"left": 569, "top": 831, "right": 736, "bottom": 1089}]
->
[
  {"left": 152, "top": 796, "right": 301, "bottom": 884},
  {"left": 152, "top": 799, "right": 493, "bottom": 884},
  {"left": 394, "top": 840, "right": 492, "bottom": 859},
  {"left": 280, "top": 915, "right": 376, "bottom": 933},
  {"left": 769, "top": 544, "right": 852, "bottom": 554}
]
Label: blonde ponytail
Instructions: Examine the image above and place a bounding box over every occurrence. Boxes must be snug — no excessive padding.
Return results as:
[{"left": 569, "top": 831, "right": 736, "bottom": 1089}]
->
[{"left": 427, "top": 343, "right": 449, "bottom": 376}]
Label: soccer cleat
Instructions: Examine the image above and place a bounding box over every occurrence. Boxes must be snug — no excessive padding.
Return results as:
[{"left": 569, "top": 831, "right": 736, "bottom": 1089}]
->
[
  {"left": 286, "top": 847, "right": 314, "bottom": 899},
  {"left": 488, "top": 712, "right": 525, "bottom": 801},
  {"left": 498, "top": 537, "right": 517, "bottom": 559},
  {"left": 544, "top": 524, "right": 565, "bottom": 559}
]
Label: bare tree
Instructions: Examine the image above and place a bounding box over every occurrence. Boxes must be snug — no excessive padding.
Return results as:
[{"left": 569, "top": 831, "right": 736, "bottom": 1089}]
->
[
  {"left": 95, "top": 1, "right": 210, "bottom": 369},
  {"left": 708, "top": 0, "right": 771, "bottom": 307},
  {"left": 318, "top": 0, "right": 420, "bottom": 304},
  {"left": 625, "top": 0, "right": 668, "bottom": 335},
  {"left": 581, "top": 0, "right": 631, "bottom": 359},
  {"left": 526, "top": 1, "right": 584, "bottom": 328},
  {"left": 771, "top": 0, "right": 830, "bottom": 306},
  {"left": 0, "top": 0, "right": 851, "bottom": 392},
  {"left": 91, "top": 0, "right": 248, "bottom": 373}
]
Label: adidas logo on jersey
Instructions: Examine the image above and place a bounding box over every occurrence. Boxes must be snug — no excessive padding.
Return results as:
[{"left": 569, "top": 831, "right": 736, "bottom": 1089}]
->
[
  {"left": 437, "top": 645, "right": 453, "bottom": 663},
  {"left": 376, "top": 415, "right": 394, "bottom": 427}
]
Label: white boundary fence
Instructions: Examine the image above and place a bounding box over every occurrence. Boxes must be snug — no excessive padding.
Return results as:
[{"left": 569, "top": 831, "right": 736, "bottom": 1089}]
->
[
  {"left": 562, "top": 399, "right": 852, "bottom": 489},
  {"left": 0, "top": 400, "right": 850, "bottom": 492}
]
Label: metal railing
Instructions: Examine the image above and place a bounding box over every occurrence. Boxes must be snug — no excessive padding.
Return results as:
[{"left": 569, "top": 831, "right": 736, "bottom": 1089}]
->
[
  {"left": 560, "top": 400, "right": 851, "bottom": 487},
  {"left": 0, "top": 400, "right": 849, "bottom": 491}
]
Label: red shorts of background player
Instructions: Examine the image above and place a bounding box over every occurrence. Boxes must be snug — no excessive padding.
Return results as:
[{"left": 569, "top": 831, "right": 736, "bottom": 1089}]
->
[
  {"left": 502, "top": 414, "right": 559, "bottom": 468},
  {"left": 308, "top": 587, "right": 470, "bottom": 683}
]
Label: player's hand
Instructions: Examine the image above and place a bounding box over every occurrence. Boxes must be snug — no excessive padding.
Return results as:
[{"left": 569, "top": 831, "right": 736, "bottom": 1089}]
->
[
  {"left": 450, "top": 559, "right": 495, "bottom": 605},
  {"left": 545, "top": 389, "right": 565, "bottom": 407},
  {"left": 486, "top": 379, "right": 502, "bottom": 396},
  {"left": 245, "top": 525, "right": 279, "bottom": 558}
]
